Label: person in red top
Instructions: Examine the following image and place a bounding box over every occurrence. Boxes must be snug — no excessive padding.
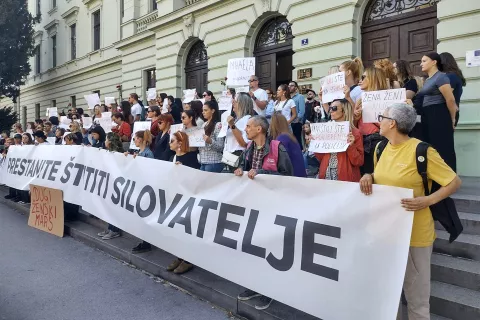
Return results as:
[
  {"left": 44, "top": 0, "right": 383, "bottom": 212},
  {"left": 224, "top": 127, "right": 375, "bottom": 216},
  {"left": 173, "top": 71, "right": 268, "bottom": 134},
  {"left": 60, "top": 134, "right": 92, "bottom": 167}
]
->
[
  {"left": 111, "top": 112, "right": 131, "bottom": 142},
  {"left": 315, "top": 99, "right": 364, "bottom": 182},
  {"left": 147, "top": 105, "right": 161, "bottom": 139}
]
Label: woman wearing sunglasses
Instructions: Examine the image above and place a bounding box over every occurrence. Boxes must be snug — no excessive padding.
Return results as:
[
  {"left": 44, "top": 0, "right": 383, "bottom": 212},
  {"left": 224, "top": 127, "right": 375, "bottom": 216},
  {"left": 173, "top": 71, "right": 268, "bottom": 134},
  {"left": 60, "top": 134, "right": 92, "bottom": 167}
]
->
[
  {"left": 314, "top": 99, "right": 363, "bottom": 182},
  {"left": 147, "top": 106, "right": 161, "bottom": 139},
  {"left": 153, "top": 114, "right": 175, "bottom": 161},
  {"left": 354, "top": 67, "right": 389, "bottom": 174},
  {"left": 202, "top": 90, "right": 216, "bottom": 103}
]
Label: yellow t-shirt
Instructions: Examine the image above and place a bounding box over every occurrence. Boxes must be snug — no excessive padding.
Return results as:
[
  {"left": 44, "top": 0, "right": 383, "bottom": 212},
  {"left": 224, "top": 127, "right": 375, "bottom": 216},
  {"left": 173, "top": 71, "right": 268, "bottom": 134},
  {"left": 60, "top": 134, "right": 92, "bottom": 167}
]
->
[{"left": 374, "top": 138, "right": 456, "bottom": 247}]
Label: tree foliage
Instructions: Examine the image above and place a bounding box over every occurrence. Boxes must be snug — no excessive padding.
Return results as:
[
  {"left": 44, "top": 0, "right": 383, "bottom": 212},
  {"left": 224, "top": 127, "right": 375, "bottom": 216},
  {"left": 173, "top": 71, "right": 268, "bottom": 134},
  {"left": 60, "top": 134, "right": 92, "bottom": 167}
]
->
[
  {"left": 0, "top": 106, "right": 19, "bottom": 134},
  {"left": 0, "top": 0, "right": 39, "bottom": 103}
]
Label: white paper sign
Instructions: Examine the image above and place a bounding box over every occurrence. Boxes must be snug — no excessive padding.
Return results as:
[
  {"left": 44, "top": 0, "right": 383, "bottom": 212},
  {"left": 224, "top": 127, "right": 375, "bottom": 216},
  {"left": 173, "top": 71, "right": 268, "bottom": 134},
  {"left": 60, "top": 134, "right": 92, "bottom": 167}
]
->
[
  {"left": 102, "top": 112, "right": 112, "bottom": 119},
  {"left": 362, "top": 88, "right": 406, "bottom": 123},
  {"left": 147, "top": 88, "right": 157, "bottom": 101},
  {"left": 183, "top": 89, "right": 196, "bottom": 104},
  {"left": 162, "top": 99, "right": 169, "bottom": 114},
  {"left": 466, "top": 49, "right": 480, "bottom": 67},
  {"left": 46, "top": 137, "right": 56, "bottom": 145},
  {"left": 235, "top": 86, "right": 250, "bottom": 94},
  {"left": 105, "top": 97, "right": 116, "bottom": 105},
  {"left": 1, "top": 145, "right": 414, "bottom": 320},
  {"left": 97, "top": 118, "right": 112, "bottom": 133},
  {"left": 84, "top": 93, "right": 101, "bottom": 110},
  {"left": 321, "top": 72, "right": 346, "bottom": 103},
  {"left": 226, "top": 58, "right": 256, "bottom": 86},
  {"left": 218, "top": 108, "right": 231, "bottom": 138},
  {"left": 82, "top": 116, "right": 93, "bottom": 129},
  {"left": 218, "top": 95, "right": 233, "bottom": 111},
  {"left": 59, "top": 116, "right": 72, "bottom": 130},
  {"left": 129, "top": 121, "right": 152, "bottom": 150},
  {"left": 187, "top": 128, "right": 206, "bottom": 147},
  {"left": 46, "top": 107, "right": 58, "bottom": 117},
  {"left": 308, "top": 121, "right": 350, "bottom": 153}
]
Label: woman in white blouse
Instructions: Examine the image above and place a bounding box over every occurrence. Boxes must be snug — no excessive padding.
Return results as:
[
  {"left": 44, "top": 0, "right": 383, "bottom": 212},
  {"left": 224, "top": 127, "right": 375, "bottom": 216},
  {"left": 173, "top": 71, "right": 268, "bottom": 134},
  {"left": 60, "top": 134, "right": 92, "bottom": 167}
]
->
[
  {"left": 274, "top": 84, "right": 297, "bottom": 125},
  {"left": 224, "top": 92, "right": 255, "bottom": 169}
]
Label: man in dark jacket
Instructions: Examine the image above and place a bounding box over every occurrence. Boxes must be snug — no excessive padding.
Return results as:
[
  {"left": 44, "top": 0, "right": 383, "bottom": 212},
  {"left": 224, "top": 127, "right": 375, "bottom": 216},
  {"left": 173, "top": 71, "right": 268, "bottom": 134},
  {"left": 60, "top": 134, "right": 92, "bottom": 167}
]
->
[{"left": 234, "top": 115, "right": 293, "bottom": 310}]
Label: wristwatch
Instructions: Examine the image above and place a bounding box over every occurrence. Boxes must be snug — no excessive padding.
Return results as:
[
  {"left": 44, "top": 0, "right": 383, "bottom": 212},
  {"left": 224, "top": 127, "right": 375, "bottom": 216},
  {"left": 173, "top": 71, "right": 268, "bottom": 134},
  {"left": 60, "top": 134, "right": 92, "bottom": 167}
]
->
[
  {"left": 231, "top": 124, "right": 236, "bottom": 130},
  {"left": 253, "top": 96, "right": 257, "bottom": 101}
]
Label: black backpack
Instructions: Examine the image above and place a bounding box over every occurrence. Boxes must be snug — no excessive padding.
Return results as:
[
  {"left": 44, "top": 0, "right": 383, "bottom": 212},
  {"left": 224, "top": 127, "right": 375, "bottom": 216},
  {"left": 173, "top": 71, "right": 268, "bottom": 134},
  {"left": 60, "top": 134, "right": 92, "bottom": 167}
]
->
[{"left": 376, "top": 140, "right": 463, "bottom": 243}]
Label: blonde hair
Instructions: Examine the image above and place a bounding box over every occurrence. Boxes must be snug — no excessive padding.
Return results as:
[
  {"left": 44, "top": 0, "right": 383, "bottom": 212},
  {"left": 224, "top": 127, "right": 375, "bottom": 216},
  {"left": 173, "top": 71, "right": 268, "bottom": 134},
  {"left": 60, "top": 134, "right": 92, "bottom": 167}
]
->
[
  {"left": 328, "top": 65, "right": 340, "bottom": 75},
  {"left": 414, "top": 76, "right": 425, "bottom": 91},
  {"left": 70, "top": 121, "right": 81, "bottom": 133},
  {"left": 373, "top": 59, "right": 396, "bottom": 88},
  {"left": 332, "top": 99, "right": 355, "bottom": 130},
  {"left": 135, "top": 129, "right": 153, "bottom": 147},
  {"left": 364, "top": 67, "right": 389, "bottom": 91},
  {"left": 270, "top": 113, "right": 297, "bottom": 143},
  {"left": 341, "top": 57, "right": 364, "bottom": 82}
]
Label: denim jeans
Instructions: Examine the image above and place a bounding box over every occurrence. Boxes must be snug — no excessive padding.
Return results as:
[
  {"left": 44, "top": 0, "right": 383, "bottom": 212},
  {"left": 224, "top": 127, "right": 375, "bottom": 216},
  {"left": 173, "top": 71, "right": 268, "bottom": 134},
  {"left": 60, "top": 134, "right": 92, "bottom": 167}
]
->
[{"left": 200, "top": 163, "right": 224, "bottom": 173}]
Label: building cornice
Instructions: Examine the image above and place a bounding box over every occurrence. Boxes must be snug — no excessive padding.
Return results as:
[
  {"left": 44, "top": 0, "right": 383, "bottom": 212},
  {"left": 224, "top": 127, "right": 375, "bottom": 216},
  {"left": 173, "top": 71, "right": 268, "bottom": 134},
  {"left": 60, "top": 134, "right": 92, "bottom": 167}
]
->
[
  {"left": 61, "top": 6, "right": 79, "bottom": 19},
  {"left": 44, "top": 19, "right": 59, "bottom": 36},
  {"left": 82, "top": 0, "right": 103, "bottom": 8}
]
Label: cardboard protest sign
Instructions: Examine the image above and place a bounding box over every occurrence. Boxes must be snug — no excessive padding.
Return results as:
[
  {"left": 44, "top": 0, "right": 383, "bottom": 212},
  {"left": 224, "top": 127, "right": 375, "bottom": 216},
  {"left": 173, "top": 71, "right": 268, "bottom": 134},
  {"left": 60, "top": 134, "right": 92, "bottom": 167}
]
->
[
  {"left": 308, "top": 121, "right": 350, "bottom": 153},
  {"left": 129, "top": 121, "right": 152, "bottom": 150},
  {"left": 28, "top": 185, "right": 64, "bottom": 237},
  {"left": 321, "top": 72, "right": 345, "bottom": 103},
  {"left": 183, "top": 89, "right": 196, "bottom": 103},
  {"left": 226, "top": 58, "right": 255, "bottom": 86},
  {"left": 362, "top": 88, "right": 406, "bottom": 123},
  {"left": 105, "top": 97, "right": 116, "bottom": 105},
  {"left": 84, "top": 93, "right": 101, "bottom": 109},
  {"left": 187, "top": 128, "right": 206, "bottom": 147}
]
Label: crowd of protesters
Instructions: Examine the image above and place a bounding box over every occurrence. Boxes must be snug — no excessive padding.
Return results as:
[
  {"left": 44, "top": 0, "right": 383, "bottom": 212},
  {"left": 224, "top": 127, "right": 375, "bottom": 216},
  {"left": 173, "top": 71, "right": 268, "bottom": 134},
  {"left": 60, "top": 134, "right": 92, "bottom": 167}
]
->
[{"left": 0, "top": 51, "right": 465, "bottom": 318}]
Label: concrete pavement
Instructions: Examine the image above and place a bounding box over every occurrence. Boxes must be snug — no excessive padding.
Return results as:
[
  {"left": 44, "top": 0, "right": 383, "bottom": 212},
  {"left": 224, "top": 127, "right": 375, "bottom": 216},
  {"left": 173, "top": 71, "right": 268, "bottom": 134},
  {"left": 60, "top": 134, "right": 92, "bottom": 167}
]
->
[{"left": 0, "top": 202, "right": 235, "bottom": 320}]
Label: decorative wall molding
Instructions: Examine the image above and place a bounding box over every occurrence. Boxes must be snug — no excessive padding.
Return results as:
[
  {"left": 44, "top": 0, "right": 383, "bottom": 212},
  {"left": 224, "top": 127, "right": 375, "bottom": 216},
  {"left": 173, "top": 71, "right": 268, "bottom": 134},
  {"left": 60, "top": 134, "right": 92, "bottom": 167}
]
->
[
  {"left": 183, "top": 13, "right": 195, "bottom": 38},
  {"left": 44, "top": 19, "right": 59, "bottom": 36},
  {"left": 61, "top": 6, "right": 80, "bottom": 26}
]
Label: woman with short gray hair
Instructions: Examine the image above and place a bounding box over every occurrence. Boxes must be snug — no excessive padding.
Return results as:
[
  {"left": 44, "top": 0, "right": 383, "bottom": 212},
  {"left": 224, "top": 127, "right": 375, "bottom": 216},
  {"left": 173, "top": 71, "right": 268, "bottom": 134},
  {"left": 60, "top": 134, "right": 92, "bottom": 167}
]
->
[{"left": 359, "top": 103, "right": 461, "bottom": 319}]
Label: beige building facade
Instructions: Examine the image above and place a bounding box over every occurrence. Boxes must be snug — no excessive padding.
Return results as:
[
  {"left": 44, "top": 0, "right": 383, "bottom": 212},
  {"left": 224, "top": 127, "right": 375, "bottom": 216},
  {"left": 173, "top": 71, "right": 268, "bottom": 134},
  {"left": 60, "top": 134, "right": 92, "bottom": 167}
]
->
[{"left": 5, "top": 0, "right": 480, "bottom": 176}]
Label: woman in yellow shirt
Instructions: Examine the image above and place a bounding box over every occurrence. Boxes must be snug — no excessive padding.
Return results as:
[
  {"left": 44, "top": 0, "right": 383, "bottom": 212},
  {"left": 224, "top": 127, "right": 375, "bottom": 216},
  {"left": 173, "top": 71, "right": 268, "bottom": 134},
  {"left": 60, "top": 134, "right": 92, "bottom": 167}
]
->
[{"left": 359, "top": 103, "right": 461, "bottom": 320}]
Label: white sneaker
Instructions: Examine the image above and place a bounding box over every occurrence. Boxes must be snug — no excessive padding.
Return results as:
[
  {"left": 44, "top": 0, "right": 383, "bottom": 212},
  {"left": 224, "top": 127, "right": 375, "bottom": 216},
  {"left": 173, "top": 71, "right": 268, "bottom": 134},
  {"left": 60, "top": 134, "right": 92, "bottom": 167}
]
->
[
  {"left": 97, "top": 230, "right": 109, "bottom": 237},
  {"left": 102, "top": 230, "right": 120, "bottom": 240}
]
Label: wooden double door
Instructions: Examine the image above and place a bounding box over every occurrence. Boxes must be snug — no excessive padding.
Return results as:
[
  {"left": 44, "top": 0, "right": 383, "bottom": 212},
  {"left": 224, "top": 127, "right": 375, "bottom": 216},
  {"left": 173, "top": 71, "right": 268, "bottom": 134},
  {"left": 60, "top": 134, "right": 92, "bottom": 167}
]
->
[{"left": 362, "top": 6, "right": 437, "bottom": 75}]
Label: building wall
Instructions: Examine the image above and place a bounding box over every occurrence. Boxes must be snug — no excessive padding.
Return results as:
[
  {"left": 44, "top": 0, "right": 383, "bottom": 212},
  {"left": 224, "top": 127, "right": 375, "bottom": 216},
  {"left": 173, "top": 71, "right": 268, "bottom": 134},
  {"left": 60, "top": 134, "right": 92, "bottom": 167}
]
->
[{"left": 5, "top": 0, "right": 480, "bottom": 176}]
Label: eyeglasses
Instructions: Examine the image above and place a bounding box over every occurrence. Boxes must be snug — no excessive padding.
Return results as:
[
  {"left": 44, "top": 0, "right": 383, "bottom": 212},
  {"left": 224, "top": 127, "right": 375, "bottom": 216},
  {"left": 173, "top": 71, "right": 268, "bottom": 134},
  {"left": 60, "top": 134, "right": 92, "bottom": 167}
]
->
[
  {"left": 248, "top": 79, "right": 258, "bottom": 83},
  {"left": 361, "top": 75, "right": 366, "bottom": 81},
  {"left": 378, "top": 115, "right": 395, "bottom": 122},
  {"left": 329, "top": 106, "right": 338, "bottom": 112}
]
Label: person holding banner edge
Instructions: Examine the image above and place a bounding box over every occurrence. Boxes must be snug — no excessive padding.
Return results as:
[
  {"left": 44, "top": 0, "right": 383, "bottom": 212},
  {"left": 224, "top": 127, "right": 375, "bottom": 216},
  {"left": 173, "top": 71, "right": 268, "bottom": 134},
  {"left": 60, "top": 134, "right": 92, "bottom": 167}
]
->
[
  {"left": 315, "top": 99, "right": 363, "bottom": 182},
  {"left": 234, "top": 115, "right": 293, "bottom": 310},
  {"left": 359, "top": 103, "right": 461, "bottom": 320}
]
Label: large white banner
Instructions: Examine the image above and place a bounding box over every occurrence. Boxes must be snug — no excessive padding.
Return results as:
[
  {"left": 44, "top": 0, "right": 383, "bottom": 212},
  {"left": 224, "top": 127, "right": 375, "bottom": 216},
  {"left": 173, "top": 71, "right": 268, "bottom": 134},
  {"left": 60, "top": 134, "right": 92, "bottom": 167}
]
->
[{"left": 0, "top": 146, "right": 413, "bottom": 320}]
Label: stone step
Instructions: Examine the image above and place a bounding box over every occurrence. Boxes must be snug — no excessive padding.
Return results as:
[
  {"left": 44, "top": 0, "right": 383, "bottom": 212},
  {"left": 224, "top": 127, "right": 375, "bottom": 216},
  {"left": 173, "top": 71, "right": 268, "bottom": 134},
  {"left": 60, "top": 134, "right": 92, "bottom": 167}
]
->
[
  {"left": 430, "top": 281, "right": 480, "bottom": 320},
  {"left": 453, "top": 194, "right": 480, "bottom": 215},
  {"left": 431, "top": 253, "right": 480, "bottom": 291},
  {"left": 435, "top": 212, "right": 480, "bottom": 236},
  {"left": 434, "top": 230, "right": 480, "bottom": 261}
]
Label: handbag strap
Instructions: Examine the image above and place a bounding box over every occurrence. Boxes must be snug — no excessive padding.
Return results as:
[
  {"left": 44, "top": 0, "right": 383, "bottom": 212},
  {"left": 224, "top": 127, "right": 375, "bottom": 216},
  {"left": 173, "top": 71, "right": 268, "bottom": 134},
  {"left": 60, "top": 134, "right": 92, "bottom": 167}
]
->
[{"left": 415, "top": 142, "right": 430, "bottom": 196}]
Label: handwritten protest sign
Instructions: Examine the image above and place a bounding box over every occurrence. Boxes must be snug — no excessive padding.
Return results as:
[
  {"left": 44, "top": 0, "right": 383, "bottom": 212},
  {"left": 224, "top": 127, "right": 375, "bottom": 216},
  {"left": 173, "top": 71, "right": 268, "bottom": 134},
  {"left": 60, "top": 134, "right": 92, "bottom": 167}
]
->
[
  {"left": 218, "top": 105, "right": 232, "bottom": 138},
  {"left": 183, "top": 89, "right": 196, "bottom": 103},
  {"left": 129, "top": 121, "right": 152, "bottom": 150},
  {"left": 321, "top": 72, "right": 345, "bottom": 103},
  {"left": 105, "top": 97, "right": 116, "bottom": 105},
  {"left": 226, "top": 58, "right": 255, "bottom": 86},
  {"left": 82, "top": 116, "right": 93, "bottom": 129},
  {"left": 187, "top": 128, "right": 206, "bottom": 147},
  {"left": 169, "top": 124, "right": 183, "bottom": 141},
  {"left": 28, "top": 185, "right": 64, "bottom": 237},
  {"left": 97, "top": 117, "right": 112, "bottom": 133},
  {"left": 218, "top": 93, "right": 233, "bottom": 111},
  {"left": 308, "top": 121, "right": 350, "bottom": 153},
  {"left": 162, "top": 99, "right": 169, "bottom": 114},
  {"left": 59, "top": 116, "right": 72, "bottom": 130},
  {"left": 46, "top": 107, "right": 58, "bottom": 117},
  {"left": 146, "top": 88, "right": 157, "bottom": 101},
  {"left": 235, "top": 86, "right": 250, "bottom": 94},
  {"left": 362, "top": 88, "right": 406, "bottom": 123},
  {"left": 84, "top": 93, "right": 101, "bottom": 110}
]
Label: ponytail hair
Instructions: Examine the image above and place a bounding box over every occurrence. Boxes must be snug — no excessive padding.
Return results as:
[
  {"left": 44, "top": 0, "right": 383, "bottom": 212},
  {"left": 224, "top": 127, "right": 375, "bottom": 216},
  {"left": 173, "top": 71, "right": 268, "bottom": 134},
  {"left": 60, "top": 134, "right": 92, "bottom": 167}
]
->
[
  {"left": 173, "top": 131, "right": 190, "bottom": 153},
  {"left": 135, "top": 129, "right": 152, "bottom": 146},
  {"left": 341, "top": 57, "right": 364, "bottom": 82}
]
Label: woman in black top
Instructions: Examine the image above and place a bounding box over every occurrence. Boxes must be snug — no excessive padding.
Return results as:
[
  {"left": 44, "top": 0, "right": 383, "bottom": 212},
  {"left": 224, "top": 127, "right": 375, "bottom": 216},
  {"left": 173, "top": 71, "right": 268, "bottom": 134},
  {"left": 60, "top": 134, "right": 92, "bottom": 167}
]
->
[
  {"left": 440, "top": 52, "right": 466, "bottom": 126},
  {"left": 153, "top": 113, "right": 175, "bottom": 161},
  {"left": 91, "top": 126, "right": 106, "bottom": 149}
]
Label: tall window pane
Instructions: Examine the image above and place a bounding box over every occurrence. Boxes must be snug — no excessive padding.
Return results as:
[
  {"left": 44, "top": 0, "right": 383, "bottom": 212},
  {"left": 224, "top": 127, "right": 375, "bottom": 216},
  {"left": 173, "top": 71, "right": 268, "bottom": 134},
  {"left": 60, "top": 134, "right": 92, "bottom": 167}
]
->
[
  {"left": 71, "top": 24, "right": 76, "bottom": 60},
  {"left": 52, "top": 35, "right": 56, "bottom": 68},
  {"left": 93, "top": 10, "right": 101, "bottom": 51},
  {"left": 35, "top": 45, "right": 41, "bottom": 74}
]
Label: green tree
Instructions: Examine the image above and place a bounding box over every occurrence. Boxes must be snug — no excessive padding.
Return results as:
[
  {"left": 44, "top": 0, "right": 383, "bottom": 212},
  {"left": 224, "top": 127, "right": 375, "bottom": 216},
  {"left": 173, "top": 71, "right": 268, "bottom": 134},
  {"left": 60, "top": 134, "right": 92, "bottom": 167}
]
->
[
  {"left": 0, "top": 0, "right": 39, "bottom": 103},
  {"left": 0, "top": 106, "right": 19, "bottom": 134}
]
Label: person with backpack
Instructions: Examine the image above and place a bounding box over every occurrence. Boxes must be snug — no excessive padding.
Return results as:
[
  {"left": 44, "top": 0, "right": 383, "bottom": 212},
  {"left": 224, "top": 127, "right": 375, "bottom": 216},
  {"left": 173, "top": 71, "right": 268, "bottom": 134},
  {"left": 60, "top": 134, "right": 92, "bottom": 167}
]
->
[
  {"left": 359, "top": 103, "right": 461, "bottom": 320},
  {"left": 234, "top": 115, "right": 293, "bottom": 311}
]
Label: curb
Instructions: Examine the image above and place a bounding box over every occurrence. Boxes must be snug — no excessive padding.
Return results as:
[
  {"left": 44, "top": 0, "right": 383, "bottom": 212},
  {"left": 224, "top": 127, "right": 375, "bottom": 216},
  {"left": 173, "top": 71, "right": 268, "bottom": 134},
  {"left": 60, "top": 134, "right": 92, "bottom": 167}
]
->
[{"left": 0, "top": 193, "right": 318, "bottom": 320}]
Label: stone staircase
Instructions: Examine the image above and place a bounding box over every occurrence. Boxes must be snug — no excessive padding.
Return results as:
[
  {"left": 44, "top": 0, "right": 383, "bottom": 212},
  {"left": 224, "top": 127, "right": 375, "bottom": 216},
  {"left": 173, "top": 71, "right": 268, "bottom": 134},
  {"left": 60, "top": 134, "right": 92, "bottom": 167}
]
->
[{"left": 430, "top": 177, "right": 480, "bottom": 320}]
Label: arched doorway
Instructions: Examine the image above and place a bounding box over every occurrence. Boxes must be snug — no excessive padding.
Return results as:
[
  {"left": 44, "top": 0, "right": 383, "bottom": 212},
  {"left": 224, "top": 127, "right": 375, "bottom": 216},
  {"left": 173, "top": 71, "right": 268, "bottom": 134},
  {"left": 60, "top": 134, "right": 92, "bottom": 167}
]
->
[
  {"left": 361, "top": 0, "right": 439, "bottom": 75},
  {"left": 185, "top": 40, "right": 208, "bottom": 93},
  {"left": 254, "top": 17, "right": 293, "bottom": 90}
]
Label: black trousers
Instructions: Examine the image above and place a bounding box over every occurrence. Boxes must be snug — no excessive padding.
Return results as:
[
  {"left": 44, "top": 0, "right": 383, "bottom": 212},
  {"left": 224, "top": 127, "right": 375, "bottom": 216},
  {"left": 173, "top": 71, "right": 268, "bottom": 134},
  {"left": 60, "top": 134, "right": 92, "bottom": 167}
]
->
[
  {"left": 291, "top": 122, "right": 303, "bottom": 148},
  {"left": 422, "top": 103, "right": 457, "bottom": 172}
]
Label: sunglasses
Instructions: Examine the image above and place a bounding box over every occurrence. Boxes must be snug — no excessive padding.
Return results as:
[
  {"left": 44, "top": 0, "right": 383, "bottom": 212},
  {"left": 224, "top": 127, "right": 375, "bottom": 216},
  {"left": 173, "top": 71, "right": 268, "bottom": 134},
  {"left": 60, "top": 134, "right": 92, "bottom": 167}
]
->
[
  {"left": 248, "top": 79, "right": 258, "bottom": 83},
  {"left": 378, "top": 115, "right": 395, "bottom": 122},
  {"left": 329, "top": 106, "right": 338, "bottom": 112}
]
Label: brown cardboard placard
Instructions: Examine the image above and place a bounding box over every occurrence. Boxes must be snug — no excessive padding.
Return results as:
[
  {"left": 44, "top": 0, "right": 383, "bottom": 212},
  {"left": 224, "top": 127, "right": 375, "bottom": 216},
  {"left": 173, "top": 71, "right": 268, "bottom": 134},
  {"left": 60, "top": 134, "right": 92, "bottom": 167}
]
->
[{"left": 28, "top": 184, "right": 64, "bottom": 238}]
